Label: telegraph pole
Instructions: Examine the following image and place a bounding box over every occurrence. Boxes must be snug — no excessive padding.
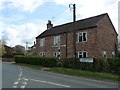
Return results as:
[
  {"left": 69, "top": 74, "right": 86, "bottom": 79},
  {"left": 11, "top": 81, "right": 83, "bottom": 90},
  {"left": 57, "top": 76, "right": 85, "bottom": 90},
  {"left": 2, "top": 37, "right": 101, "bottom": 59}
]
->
[
  {"left": 25, "top": 42, "right": 28, "bottom": 55},
  {"left": 69, "top": 4, "right": 76, "bottom": 60}
]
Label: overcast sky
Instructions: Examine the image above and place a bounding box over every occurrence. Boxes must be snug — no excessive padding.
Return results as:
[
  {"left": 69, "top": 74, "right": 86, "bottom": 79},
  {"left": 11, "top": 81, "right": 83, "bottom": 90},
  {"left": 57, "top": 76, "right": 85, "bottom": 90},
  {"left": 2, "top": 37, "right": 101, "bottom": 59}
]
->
[{"left": 0, "top": 0, "right": 119, "bottom": 47}]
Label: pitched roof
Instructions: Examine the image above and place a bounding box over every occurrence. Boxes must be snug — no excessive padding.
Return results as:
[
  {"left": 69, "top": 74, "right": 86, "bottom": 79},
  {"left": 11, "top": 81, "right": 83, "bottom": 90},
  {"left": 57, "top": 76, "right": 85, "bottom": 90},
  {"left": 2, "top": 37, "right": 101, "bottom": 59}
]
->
[{"left": 36, "top": 13, "right": 107, "bottom": 38}]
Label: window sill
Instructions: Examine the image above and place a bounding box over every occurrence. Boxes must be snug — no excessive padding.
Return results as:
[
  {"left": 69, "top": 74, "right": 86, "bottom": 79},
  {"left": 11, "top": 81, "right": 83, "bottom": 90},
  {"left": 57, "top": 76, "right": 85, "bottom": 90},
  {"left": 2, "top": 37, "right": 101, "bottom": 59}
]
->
[
  {"left": 52, "top": 45, "right": 66, "bottom": 47},
  {"left": 76, "top": 41, "right": 87, "bottom": 43},
  {"left": 40, "top": 46, "right": 44, "bottom": 47}
]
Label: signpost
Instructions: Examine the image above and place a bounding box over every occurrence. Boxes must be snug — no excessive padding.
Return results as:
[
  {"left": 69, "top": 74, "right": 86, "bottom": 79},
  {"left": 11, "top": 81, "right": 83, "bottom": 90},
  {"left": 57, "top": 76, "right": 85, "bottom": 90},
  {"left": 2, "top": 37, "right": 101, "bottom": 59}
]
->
[{"left": 80, "top": 58, "right": 94, "bottom": 63}]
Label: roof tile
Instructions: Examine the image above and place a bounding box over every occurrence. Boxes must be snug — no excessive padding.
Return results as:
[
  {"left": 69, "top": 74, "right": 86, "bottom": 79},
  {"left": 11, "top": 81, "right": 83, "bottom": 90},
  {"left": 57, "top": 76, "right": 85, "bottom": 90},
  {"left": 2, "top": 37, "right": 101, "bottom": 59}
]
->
[{"left": 36, "top": 13, "right": 107, "bottom": 38}]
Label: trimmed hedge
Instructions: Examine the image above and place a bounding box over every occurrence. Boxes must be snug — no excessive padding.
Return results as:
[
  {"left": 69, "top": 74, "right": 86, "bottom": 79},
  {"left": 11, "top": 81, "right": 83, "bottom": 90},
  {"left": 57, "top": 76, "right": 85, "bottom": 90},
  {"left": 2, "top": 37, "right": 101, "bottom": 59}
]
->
[
  {"left": 61, "top": 58, "right": 120, "bottom": 73},
  {"left": 15, "top": 56, "right": 57, "bottom": 67},
  {"left": 15, "top": 56, "right": 120, "bottom": 73},
  {"left": 2, "top": 54, "right": 14, "bottom": 58},
  {"left": 107, "top": 58, "right": 120, "bottom": 73}
]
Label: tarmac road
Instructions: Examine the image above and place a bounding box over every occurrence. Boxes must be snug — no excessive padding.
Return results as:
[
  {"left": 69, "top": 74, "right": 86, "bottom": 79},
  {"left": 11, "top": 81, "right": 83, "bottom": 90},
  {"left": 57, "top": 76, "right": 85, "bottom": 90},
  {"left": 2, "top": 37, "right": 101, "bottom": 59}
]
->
[{"left": 2, "top": 62, "right": 119, "bottom": 89}]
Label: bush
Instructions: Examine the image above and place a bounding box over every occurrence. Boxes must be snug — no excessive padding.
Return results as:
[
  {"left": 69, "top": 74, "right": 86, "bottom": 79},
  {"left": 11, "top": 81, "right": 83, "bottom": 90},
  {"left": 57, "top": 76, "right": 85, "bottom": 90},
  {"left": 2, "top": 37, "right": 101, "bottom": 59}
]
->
[
  {"left": 107, "top": 58, "right": 120, "bottom": 73},
  {"left": 15, "top": 56, "right": 57, "bottom": 67},
  {"left": 61, "top": 58, "right": 77, "bottom": 68},
  {"left": 61, "top": 57, "right": 120, "bottom": 73},
  {"left": 61, "top": 58, "right": 94, "bottom": 70},
  {"left": 2, "top": 54, "right": 14, "bottom": 58},
  {"left": 15, "top": 56, "right": 120, "bottom": 73}
]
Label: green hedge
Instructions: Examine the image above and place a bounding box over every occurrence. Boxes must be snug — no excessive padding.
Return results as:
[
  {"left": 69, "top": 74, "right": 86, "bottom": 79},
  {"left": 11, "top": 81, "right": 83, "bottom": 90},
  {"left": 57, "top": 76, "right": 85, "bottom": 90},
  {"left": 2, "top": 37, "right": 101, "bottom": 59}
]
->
[
  {"left": 2, "top": 54, "right": 14, "bottom": 58},
  {"left": 61, "top": 58, "right": 120, "bottom": 73},
  {"left": 15, "top": 56, "right": 57, "bottom": 67},
  {"left": 15, "top": 56, "right": 120, "bottom": 73},
  {"left": 61, "top": 58, "right": 96, "bottom": 71},
  {"left": 107, "top": 58, "right": 120, "bottom": 73},
  {"left": 61, "top": 58, "right": 75, "bottom": 68}
]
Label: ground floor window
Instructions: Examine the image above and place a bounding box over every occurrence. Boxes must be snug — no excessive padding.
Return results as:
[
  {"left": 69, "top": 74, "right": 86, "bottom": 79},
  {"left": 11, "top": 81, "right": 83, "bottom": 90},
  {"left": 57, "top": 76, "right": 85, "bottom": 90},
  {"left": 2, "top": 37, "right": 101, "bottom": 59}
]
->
[
  {"left": 102, "top": 51, "right": 107, "bottom": 58},
  {"left": 77, "top": 51, "right": 88, "bottom": 58},
  {"left": 54, "top": 52, "right": 60, "bottom": 59},
  {"left": 40, "top": 52, "right": 45, "bottom": 57},
  {"left": 112, "top": 52, "right": 115, "bottom": 57}
]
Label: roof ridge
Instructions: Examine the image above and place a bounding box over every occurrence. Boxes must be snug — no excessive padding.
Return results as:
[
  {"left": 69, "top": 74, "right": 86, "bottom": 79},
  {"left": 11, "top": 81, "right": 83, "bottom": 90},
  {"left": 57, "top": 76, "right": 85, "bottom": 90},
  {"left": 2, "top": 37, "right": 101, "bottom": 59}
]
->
[
  {"left": 52, "top": 13, "right": 107, "bottom": 28},
  {"left": 36, "top": 13, "right": 108, "bottom": 38}
]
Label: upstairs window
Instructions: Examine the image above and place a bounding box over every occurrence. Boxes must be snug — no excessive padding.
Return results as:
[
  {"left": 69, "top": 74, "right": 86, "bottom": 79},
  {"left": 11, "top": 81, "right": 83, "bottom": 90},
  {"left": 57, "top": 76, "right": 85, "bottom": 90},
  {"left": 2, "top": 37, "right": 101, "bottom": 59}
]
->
[
  {"left": 77, "top": 51, "right": 88, "bottom": 58},
  {"left": 54, "top": 36, "right": 60, "bottom": 46},
  {"left": 40, "top": 38, "right": 45, "bottom": 46},
  {"left": 77, "top": 32, "right": 87, "bottom": 42}
]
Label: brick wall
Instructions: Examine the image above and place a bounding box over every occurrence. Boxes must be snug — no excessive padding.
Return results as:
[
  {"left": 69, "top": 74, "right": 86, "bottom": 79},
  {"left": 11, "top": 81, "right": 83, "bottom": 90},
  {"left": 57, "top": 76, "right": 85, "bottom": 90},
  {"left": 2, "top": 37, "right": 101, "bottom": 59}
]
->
[
  {"left": 36, "top": 15, "right": 118, "bottom": 58},
  {"left": 36, "top": 28, "right": 99, "bottom": 58},
  {"left": 75, "top": 27, "right": 98, "bottom": 58},
  {"left": 96, "top": 15, "right": 118, "bottom": 58},
  {"left": 36, "top": 33, "right": 68, "bottom": 58},
  {"left": 2, "top": 58, "right": 15, "bottom": 62}
]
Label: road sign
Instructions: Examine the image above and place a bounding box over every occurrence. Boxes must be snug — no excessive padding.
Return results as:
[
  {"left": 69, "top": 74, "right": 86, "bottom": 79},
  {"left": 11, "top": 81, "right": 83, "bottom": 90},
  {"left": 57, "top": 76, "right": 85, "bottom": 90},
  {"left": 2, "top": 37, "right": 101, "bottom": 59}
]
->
[{"left": 80, "top": 58, "right": 93, "bottom": 63}]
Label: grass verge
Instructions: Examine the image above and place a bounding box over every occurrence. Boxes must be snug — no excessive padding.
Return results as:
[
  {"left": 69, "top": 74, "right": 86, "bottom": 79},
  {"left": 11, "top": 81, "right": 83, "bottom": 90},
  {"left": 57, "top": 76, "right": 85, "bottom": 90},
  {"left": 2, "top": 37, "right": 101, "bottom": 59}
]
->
[
  {"left": 50, "top": 67, "right": 119, "bottom": 82},
  {"left": 14, "top": 63, "right": 119, "bottom": 82}
]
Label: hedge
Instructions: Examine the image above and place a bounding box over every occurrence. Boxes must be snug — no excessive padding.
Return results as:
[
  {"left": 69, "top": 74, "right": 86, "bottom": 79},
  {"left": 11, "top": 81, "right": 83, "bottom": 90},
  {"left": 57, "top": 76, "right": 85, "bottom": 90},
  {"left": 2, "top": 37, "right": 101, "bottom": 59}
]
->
[
  {"left": 61, "top": 57, "right": 120, "bottom": 73},
  {"left": 107, "top": 58, "right": 120, "bottom": 73},
  {"left": 14, "top": 56, "right": 120, "bottom": 74},
  {"left": 15, "top": 56, "right": 57, "bottom": 67},
  {"left": 2, "top": 54, "right": 14, "bottom": 58}
]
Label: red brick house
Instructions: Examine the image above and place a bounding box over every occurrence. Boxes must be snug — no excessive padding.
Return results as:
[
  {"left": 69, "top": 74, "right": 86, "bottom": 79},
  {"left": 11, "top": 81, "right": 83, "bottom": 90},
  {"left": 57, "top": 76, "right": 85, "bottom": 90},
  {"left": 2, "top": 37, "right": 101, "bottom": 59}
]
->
[{"left": 35, "top": 13, "right": 118, "bottom": 58}]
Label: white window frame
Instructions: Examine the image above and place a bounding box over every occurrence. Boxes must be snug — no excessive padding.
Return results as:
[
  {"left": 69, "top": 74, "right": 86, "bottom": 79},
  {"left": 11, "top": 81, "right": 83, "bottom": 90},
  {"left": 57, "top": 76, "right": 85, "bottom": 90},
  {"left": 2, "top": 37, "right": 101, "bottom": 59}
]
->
[
  {"left": 77, "top": 51, "right": 88, "bottom": 58},
  {"left": 40, "top": 38, "right": 45, "bottom": 46},
  {"left": 102, "top": 51, "right": 107, "bottom": 58},
  {"left": 76, "top": 32, "right": 87, "bottom": 43},
  {"left": 40, "top": 52, "right": 45, "bottom": 57},
  {"left": 54, "top": 52, "right": 60, "bottom": 58},
  {"left": 112, "top": 52, "right": 115, "bottom": 57},
  {"left": 54, "top": 36, "right": 60, "bottom": 46}
]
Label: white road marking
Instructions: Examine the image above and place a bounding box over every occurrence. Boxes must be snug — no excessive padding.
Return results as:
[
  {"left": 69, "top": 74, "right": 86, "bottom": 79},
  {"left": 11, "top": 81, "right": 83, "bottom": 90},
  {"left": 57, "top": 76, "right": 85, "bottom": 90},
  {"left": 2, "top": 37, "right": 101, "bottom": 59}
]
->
[
  {"left": 30, "top": 79, "right": 70, "bottom": 88},
  {"left": 14, "top": 82, "right": 19, "bottom": 85},
  {"left": 20, "top": 67, "right": 22, "bottom": 73},
  {"left": 18, "top": 66, "right": 22, "bottom": 74},
  {"left": 19, "top": 74, "right": 22, "bottom": 77},
  {"left": 12, "top": 66, "right": 28, "bottom": 88},
  {"left": 23, "top": 78, "right": 28, "bottom": 81},
  {"left": 23, "top": 82, "right": 27, "bottom": 85},
  {"left": 18, "top": 78, "right": 22, "bottom": 81},
  {"left": 13, "top": 86, "right": 17, "bottom": 88},
  {"left": 21, "top": 85, "right": 26, "bottom": 88},
  {"left": 44, "top": 71, "right": 118, "bottom": 85}
]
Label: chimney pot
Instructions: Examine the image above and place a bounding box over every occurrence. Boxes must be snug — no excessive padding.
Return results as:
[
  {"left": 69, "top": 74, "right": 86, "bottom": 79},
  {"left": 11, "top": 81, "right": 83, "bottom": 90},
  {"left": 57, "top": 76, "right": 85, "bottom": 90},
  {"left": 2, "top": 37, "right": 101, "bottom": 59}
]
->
[{"left": 47, "top": 20, "right": 53, "bottom": 30}]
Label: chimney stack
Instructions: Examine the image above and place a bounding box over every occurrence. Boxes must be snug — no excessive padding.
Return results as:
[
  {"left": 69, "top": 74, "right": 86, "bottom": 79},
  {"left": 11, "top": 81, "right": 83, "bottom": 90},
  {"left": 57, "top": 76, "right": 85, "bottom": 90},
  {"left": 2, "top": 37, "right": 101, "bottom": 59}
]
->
[
  {"left": 47, "top": 20, "right": 53, "bottom": 30},
  {"left": 34, "top": 41, "right": 35, "bottom": 45}
]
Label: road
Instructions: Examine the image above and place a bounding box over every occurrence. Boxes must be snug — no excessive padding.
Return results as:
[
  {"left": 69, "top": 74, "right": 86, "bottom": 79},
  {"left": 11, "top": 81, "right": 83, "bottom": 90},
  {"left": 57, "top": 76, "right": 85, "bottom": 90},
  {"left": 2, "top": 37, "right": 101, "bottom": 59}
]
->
[{"left": 2, "top": 62, "right": 119, "bottom": 89}]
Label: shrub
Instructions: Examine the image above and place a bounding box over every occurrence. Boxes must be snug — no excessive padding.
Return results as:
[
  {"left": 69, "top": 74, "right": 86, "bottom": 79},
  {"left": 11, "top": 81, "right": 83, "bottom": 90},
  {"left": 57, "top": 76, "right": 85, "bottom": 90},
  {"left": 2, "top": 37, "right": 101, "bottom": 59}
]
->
[
  {"left": 15, "top": 56, "right": 57, "bottom": 67},
  {"left": 61, "top": 57, "right": 118, "bottom": 73},
  {"left": 2, "top": 54, "right": 14, "bottom": 58},
  {"left": 107, "top": 58, "right": 120, "bottom": 73},
  {"left": 15, "top": 56, "right": 120, "bottom": 73},
  {"left": 62, "top": 58, "right": 75, "bottom": 68},
  {"left": 61, "top": 58, "right": 94, "bottom": 70}
]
